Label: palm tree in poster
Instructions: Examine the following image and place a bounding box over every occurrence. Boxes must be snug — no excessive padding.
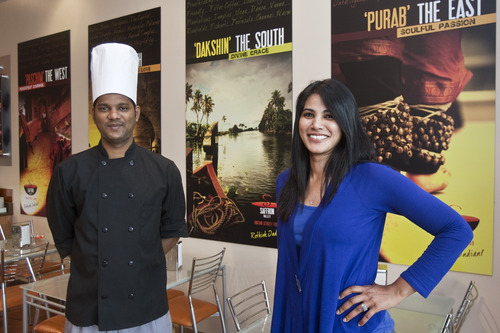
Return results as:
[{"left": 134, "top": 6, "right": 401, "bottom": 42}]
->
[
  {"left": 269, "top": 90, "right": 285, "bottom": 122},
  {"left": 258, "top": 90, "right": 291, "bottom": 134},
  {"left": 185, "top": 82, "right": 193, "bottom": 112},
  {"left": 191, "top": 89, "right": 203, "bottom": 137},
  {"left": 203, "top": 94, "right": 215, "bottom": 125}
]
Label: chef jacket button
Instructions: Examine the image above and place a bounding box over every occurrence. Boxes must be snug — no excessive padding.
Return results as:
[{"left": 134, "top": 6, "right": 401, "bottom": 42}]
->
[
  {"left": 128, "top": 293, "right": 135, "bottom": 299},
  {"left": 128, "top": 260, "right": 134, "bottom": 266},
  {"left": 101, "top": 160, "right": 107, "bottom": 166},
  {"left": 101, "top": 193, "right": 108, "bottom": 199},
  {"left": 128, "top": 226, "right": 134, "bottom": 232},
  {"left": 129, "top": 160, "right": 135, "bottom": 166},
  {"left": 102, "top": 227, "right": 108, "bottom": 233},
  {"left": 101, "top": 259, "right": 109, "bottom": 267},
  {"left": 128, "top": 193, "right": 134, "bottom": 198}
]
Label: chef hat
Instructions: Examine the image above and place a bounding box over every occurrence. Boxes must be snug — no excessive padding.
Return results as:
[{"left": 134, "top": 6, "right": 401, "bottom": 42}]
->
[{"left": 91, "top": 43, "right": 139, "bottom": 104}]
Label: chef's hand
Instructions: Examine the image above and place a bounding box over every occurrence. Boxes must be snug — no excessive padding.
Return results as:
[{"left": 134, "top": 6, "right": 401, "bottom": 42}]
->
[
  {"left": 336, "top": 277, "right": 415, "bottom": 326},
  {"left": 162, "top": 237, "right": 180, "bottom": 254}
]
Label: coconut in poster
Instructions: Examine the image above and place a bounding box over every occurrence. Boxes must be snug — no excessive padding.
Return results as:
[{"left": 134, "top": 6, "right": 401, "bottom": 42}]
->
[
  {"left": 186, "top": 0, "right": 292, "bottom": 247},
  {"left": 88, "top": 7, "right": 161, "bottom": 152},
  {"left": 18, "top": 30, "right": 71, "bottom": 216},
  {"left": 331, "top": 0, "right": 495, "bottom": 275}
]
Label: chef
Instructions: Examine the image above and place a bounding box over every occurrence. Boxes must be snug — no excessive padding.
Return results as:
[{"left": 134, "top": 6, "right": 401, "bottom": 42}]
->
[{"left": 47, "top": 42, "right": 188, "bottom": 332}]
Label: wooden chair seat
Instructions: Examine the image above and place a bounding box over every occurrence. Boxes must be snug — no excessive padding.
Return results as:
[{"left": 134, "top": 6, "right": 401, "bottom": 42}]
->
[
  {"left": 33, "top": 314, "right": 65, "bottom": 333},
  {"left": 40, "top": 261, "right": 63, "bottom": 276},
  {"left": 167, "top": 288, "right": 184, "bottom": 300},
  {"left": 0, "top": 285, "right": 24, "bottom": 312},
  {"left": 169, "top": 295, "right": 219, "bottom": 327}
]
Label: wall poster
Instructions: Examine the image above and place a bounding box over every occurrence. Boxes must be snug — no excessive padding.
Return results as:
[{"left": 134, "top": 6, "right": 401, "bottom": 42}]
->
[
  {"left": 18, "top": 30, "right": 72, "bottom": 216},
  {"left": 331, "top": 0, "right": 496, "bottom": 275},
  {"left": 88, "top": 7, "right": 161, "bottom": 153},
  {"left": 1, "top": 55, "right": 12, "bottom": 162},
  {"left": 186, "top": 0, "right": 292, "bottom": 247}
]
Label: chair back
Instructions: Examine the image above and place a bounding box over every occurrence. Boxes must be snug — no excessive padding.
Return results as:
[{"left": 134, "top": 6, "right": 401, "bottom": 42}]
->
[
  {"left": 188, "top": 247, "right": 226, "bottom": 297},
  {"left": 1, "top": 241, "right": 49, "bottom": 285},
  {"left": 1, "top": 241, "right": 49, "bottom": 332},
  {"left": 227, "top": 280, "right": 271, "bottom": 331},
  {"left": 169, "top": 248, "right": 227, "bottom": 333}
]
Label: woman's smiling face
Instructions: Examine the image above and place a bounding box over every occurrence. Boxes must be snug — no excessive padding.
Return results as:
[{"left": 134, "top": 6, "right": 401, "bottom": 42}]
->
[{"left": 299, "top": 93, "right": 342, "bottom": 159}]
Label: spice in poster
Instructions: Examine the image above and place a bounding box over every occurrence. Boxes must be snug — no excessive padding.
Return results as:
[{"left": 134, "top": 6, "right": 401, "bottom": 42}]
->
[{"left": 331, "top": 0, "right": 495, "bottom": 275}]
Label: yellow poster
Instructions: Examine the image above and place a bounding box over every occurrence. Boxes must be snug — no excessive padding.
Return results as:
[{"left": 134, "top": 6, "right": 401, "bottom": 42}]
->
[{"left": 331, "top": 0, "right": 495, "bottom": 275}]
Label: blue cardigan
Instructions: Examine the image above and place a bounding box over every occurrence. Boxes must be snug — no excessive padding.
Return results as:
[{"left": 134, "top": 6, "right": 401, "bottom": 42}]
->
[{"left": 271, "top": 162, "right": 473, "bottom": 332}]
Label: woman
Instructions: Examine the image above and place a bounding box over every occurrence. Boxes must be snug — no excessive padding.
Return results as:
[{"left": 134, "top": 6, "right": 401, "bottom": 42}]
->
[{"left": 271, "top": 79, "right": 473, "bottom": 332}]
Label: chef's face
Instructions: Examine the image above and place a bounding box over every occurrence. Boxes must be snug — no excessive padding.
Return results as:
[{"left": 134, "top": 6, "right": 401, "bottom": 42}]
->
[{"left": 93, "top": 93, "right": 140, "bottom": 149}]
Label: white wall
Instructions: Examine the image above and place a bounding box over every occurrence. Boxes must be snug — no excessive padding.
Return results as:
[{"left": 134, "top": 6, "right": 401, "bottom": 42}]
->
[{"left": 0, "top": 1, "right": 498, "bottom": 332}]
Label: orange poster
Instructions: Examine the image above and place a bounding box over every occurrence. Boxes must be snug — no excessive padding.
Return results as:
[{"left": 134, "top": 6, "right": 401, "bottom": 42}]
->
[{"left": 18, "top": 31, "right": 71, "bottom": 217}]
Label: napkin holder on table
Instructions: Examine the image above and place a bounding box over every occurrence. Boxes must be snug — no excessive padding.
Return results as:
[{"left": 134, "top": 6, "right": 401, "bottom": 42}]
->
[
  {"left": 11, "top": 222, "right": 32, "bottom": 247},
  {"left": 166, "top": 241, "right": 182, "bottom": 271}
]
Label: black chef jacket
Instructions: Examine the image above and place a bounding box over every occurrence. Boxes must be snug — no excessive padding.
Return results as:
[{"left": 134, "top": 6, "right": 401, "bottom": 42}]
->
[{"left": 46, "top": 141, "right": 188, "bottom": 330}]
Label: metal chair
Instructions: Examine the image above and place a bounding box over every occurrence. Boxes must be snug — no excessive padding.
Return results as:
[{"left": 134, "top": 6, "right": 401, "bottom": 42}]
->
[
  {"left": 440, "top": 281, "right": 478, "bottom": 333},
  {"left": 1, "top": 241, "right": 49, "bottom": 332},
  {"left": 40, "top": 253, "right": 71, "bottom": 279},
  {"left": 33, "top": 314, "right": 66, "bottom": 333},
  {"left": 167, "top": 288, "right": 184, "bottom": 300},
  {"left": 226, "top": 280, "right": 271, "bottom": 331},
  {"left": 169, "top": 248, "right": 226, "bottom": 333},
  {"left": 0, "top": 225, "right": 5, "bottom": 240}
]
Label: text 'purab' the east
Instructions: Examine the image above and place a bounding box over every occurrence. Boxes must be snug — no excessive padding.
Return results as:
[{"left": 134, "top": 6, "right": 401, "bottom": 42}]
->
[{"left": 364, "top": 0, "right": 483, "bottom": 31}]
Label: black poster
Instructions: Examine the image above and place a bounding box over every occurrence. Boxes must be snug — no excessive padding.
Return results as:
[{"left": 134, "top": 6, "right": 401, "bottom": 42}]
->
[{"left": 88, "top": 7, "right": 161, "bottom": 153}]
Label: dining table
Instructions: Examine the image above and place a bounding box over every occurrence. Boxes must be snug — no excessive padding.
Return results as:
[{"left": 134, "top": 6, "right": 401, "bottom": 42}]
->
[
  {"left": 20, "top": 255, "right": 227, "bottom": 333},
  {"left": 0, "top": 238, "right": 57, "bottom": 262},
  {"left": 232, "top": 292, "right": 452, "bottom": 333},
  {"left": 237, "top": 313, "right": 272, "bottom": 333}
]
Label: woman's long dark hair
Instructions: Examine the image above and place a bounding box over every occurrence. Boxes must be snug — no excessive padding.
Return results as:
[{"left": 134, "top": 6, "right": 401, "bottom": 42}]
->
[{"left": 277, "top": 79, "right": 375, "bottom": 222}]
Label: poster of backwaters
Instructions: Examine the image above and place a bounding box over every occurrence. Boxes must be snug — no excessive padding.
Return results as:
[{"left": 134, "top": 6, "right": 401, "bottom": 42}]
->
[{"left": 186, "top": 0, "right": 292, "bottom": 247}]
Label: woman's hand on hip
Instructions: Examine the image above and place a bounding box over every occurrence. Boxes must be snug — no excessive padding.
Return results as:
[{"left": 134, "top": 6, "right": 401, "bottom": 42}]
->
[{"left": 336, "top": 277, "right": 415, "bottom": 326}]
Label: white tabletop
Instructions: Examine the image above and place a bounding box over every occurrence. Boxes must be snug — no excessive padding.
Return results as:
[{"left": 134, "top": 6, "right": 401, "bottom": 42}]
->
[
  {"left": 22, "top": 273, "right": 69, "bottom": 301},
  {"left": 0, "top": 239, "right": 57, "bottom": 262},
  {"left": 389, "top": 293, "right": 454, "bottom": 333}
]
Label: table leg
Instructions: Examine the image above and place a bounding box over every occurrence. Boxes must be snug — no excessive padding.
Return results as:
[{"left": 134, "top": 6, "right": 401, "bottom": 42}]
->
[
  {"left": 22, "top": 289, "right": 28, "bottom": 333},
  {"left": 222, "top": 265, "right": 227, "bottom": 327}
]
